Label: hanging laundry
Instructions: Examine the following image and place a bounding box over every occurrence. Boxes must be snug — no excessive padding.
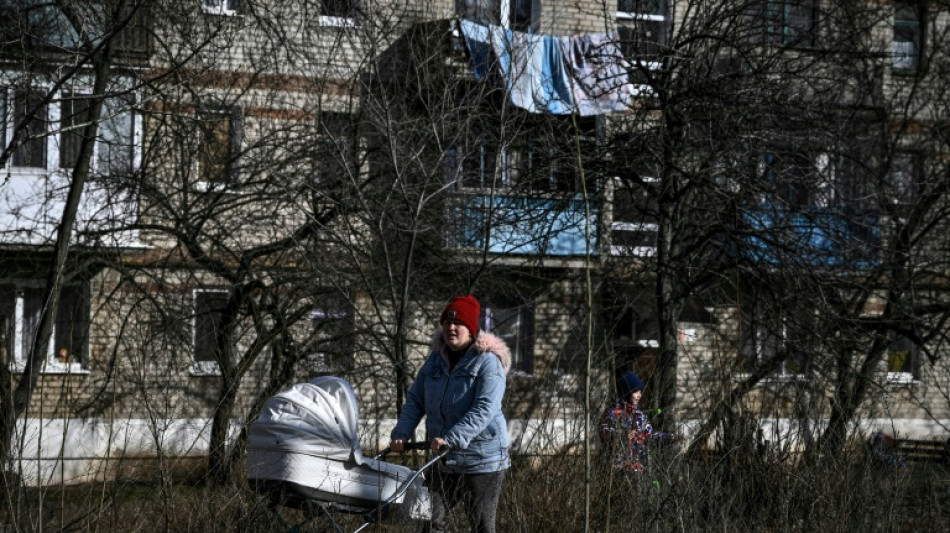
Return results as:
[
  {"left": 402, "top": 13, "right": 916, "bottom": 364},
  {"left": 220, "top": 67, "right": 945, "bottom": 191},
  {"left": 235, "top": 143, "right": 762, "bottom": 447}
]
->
[
  {"left": 458, "top": 20, "right": 639, "bottom": 115},
  {"left": 565, "top": 31, "right": 638, "bottom": 115},
  {"left": 492, "top": 26, "right": 574, "bottom": 114},
  {"left": 459, "top": 19, "right": 493, "bottom": 79}
]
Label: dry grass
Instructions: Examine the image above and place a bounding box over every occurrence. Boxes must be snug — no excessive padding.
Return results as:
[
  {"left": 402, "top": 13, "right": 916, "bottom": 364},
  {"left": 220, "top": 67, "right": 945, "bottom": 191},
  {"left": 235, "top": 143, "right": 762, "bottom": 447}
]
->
[{"left": 1, "top": 451, "right": 948, "bottom": 532}]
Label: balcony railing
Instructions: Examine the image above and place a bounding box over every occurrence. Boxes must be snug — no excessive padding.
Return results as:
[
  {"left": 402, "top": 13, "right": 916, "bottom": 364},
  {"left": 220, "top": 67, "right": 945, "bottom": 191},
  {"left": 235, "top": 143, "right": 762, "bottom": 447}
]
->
[
  {"left": 737, "top": 207, "right": 881, "bottom": 270},
  {"left": 444, "top": 194, "right": 599, "bottom": 256}
]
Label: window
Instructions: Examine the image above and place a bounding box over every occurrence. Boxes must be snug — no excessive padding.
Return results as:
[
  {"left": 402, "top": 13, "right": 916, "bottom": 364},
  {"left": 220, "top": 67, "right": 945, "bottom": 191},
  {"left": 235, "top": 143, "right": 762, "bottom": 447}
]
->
[
  {"left": 447, "top": 117, "right": 597, "bottom": 194},
  {"left": 0, "top": 1, "right": 73, "bottom": 49},
  {"left": 609, "top": 304, "right": 658, "bottom": 350},
  {"left": 456, "top": 0, "right": 537, "bottom": 32},
  {"left": 886, "top": 334, "right": 919, "bottom": 383},
  {"left": 2, "top": 85, "right": 136, "bottom": 176},
  {"left": 891, "top": 151, "right": 922, "bottom": 218},
  {"left": 193, "top": 289, "right": 230, "bottom": 375},
  {"left": 202, "top": 0, "right": 239, "bottom": 16},
  {"left": 738, "top": 301, "right": 812, "bottom": 378},
  {"left": 508, "top": 0, "right": 538, "bottom": 31},
  {"left": 59, "top": 91, "right": 93, "bottom": 170},
  {"left": 746, "top": 0, "right": 816, "bottom": 48},
  {"left": 60, "top": 91, "right": 136, "bottom": 175},
  {"left": 446, "top": 131, "right": 527, "bottom": 191},
  {"left": 197, "top": 106, "right": 242, "bottom": 186},
  {"left": 449, "top": 133, "right": 504, "bottom": 190},
  {"left": 617, "top": 0, "right": 668, "bottom": 60},
  {"left": 481, "top": 295, "right": 532, "bottom": 373},
  {"left": 0, "top": 283, "right": 89, "bottom": 373},
  {"left": 96, "top": 93, "right": 136, "bottom": 177},
  {"left": 314, "top": 112, "right": 355, "bottom": 191},
  {"left": 320, "top": 0, "right": 358, "bottom": 26},
  {"left": 306, "top": 293, "right": 354, "bottom": 373},
  {"left": 12, "top": 88, "right": 48, "bottom": 169},
  {"left": 755, "top": 148, "right": 867, "bottom": 210},
  {"left": 894, "top": 3, "right": 924, "bottom": 73},
  {"left": 811, "top": 151, "right": 873, "bottom": 211},
  {"left": 610, "top": 175, "right": 657, "bottom": 257}
]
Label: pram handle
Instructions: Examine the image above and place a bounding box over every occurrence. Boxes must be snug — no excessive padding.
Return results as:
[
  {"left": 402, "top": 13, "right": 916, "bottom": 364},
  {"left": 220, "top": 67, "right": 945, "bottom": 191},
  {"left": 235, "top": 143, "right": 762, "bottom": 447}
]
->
[
  {"left": 377, "top": 440, "right": 433, "bottom": 458},
  {"left": 356, "top": 446, "right": 452, "bottom": 532}
]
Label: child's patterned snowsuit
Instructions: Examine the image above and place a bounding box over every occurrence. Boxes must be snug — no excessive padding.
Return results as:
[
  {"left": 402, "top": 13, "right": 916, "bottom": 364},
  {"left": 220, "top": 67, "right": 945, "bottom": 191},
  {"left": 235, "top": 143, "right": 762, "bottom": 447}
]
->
[{"left": 598, "top": 401, "right": 665, "bottom": 473}]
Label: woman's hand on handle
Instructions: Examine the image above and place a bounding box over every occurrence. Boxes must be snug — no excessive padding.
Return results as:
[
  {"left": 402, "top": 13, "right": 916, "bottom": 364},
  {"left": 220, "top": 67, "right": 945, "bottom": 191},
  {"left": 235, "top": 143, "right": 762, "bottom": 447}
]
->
[
  {"left": 390, "top": 439, "right": 405, "bottom": 453},
  {"left": 431, "top": 437, "right": 448, "bottom": 452}
]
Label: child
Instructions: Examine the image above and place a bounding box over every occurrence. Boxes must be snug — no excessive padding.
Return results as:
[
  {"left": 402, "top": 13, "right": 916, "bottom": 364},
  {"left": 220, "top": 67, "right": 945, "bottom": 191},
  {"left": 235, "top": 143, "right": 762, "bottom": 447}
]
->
[{"left": 599, "top": 370, "right": 669, "bottom": 473}]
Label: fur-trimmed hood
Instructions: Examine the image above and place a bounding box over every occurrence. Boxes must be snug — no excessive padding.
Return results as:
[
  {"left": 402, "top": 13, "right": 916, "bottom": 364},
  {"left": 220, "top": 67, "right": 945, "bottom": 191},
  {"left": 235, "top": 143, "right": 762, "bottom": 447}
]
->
[{"left": 431, "top": 331, "right": 512, "bottom": 374}]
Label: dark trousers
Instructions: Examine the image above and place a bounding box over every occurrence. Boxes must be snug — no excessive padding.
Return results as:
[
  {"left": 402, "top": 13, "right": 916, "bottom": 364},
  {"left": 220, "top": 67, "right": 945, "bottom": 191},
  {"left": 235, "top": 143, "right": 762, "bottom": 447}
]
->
[{"left": 425, "top": 468, "right": 505, "bottom": 533}]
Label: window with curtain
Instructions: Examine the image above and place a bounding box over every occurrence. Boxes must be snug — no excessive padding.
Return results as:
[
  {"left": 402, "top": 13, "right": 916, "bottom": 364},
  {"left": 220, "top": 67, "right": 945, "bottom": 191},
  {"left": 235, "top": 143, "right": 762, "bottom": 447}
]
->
[
  {"left": 0, "top": 283, "right": 89, "bottom": 373},
  {"left": 197, "top": 106, "right": 242, "bottom": 185},
  {"left": 886, "top": 334, "right": 919, "bottom": 383}
]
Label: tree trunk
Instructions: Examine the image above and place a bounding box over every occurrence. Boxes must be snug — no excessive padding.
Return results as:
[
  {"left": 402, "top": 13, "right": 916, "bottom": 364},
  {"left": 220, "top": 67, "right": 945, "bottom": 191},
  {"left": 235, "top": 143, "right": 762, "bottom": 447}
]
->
[
  {"left": 0, "top": 30, "right": 117, "bottom": 474},
  {"left": 208, "top": 370, "right": 239, "bottom": 485}
]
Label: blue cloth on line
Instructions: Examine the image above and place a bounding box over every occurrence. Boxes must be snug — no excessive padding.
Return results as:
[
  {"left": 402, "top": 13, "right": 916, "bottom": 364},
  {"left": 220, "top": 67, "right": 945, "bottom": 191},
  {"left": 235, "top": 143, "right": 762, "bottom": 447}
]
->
[{"left": 458, "top": 20, "right": 638, "bottom": 115}]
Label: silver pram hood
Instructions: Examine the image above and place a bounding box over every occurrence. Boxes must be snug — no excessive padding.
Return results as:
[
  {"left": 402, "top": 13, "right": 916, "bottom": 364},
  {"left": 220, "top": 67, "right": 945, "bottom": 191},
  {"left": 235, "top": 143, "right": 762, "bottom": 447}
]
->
[
  {"left": 248, "top": 376, "right": 367, "bottom": 465},
  {"left": 247, "top": 377, "right": 432, "bottom": 520}
]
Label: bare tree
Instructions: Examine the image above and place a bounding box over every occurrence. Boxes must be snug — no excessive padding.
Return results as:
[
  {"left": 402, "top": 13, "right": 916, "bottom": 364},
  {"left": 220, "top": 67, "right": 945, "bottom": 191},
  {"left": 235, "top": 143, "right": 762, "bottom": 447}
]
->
[{"left": 0, "top": 0, "right": 144, "bottom": 492}]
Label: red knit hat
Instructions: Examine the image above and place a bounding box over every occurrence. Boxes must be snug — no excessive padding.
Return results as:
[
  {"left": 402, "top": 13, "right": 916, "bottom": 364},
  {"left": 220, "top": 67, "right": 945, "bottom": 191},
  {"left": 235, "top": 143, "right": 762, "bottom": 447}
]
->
[{"left": 440, "top": 294, "right": 480, "bottom": 335}]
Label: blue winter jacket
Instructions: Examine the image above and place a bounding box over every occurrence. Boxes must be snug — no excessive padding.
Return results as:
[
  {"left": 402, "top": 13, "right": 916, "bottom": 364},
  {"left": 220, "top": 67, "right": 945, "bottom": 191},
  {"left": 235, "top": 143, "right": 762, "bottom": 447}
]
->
[{"left": 391, "top": 331, "right": 511, "bottom": 473}]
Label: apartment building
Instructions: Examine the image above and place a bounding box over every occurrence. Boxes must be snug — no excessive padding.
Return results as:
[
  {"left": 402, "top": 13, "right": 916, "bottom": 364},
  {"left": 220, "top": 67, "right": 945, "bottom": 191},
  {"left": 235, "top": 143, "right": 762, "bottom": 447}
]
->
[{"left": 1, "top": 0, "right": 948, "bottom": 485}]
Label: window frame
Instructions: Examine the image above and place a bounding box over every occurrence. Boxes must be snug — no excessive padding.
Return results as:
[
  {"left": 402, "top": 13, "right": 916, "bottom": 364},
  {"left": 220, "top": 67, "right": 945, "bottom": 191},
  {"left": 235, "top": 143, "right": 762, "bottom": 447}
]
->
[
  {"left": 319, "top": 0, "right": 358, "bottom": 27},
  {"left": 886, "top": 333, "right": 920, "bottom": 384},
  {"left": 480, "top": 295, "right": 533, "bottom": 374},
  {"left": 195, "top": 105, "right": 243, "bottom": 190},
  {"left": 2, "top": 282, "right": 90, "bottom": 375},
  {"left": 304, "top": 295, "right": 355, "bottom": 374},
  {"left": 10, "top": 86, "right": 50, "bottom": 170},
  {"left": 738, "top": 303, "right": 813, "bottom": 380},
  {"left": 455, "top": 0, "right": 537, "bottom": 31},
  {"left": 191, "top": 288, "right": 231, "bottom": 376},
  {"left": 447, "top": 118, "right": 598, "bottom": 195},
  {"left": 314, "top": 111, "right": 356, "bottom": 190},
  {"left": 744, "top": 0, "right": 817, "bottom": 49},
  {"left": 610, "top": 175, "right": 658, "bottom": 257},
  {"left": 893, "top": 2, "right": 925, "bottom": 74},
  {"left": 201, "top": 0, "right": 239, "bottom": 16},
  {"left": 1, "top": 82, "right": 139, "bottom": 178},
  {"left": 616, "top": 0, "right": 669, "bottom": 64}
]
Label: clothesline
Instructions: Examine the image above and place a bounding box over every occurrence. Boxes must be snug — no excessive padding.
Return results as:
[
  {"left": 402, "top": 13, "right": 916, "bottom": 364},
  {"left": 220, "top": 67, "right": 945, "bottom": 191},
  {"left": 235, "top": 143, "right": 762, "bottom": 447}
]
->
[{"left": 458, "top": 20, "right": 643, "bottom": 116}]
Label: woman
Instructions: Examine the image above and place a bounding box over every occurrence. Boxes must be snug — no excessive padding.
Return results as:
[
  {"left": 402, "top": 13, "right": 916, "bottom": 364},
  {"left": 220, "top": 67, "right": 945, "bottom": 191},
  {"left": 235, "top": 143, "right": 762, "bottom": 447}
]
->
[{"left": 390, "top": 294, "right": 511, "bottom": 533}]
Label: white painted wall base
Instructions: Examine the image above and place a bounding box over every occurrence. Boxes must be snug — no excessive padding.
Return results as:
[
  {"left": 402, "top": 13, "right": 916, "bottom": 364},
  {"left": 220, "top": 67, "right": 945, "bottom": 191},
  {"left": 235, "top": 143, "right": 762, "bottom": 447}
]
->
[{"left": 6, "top": 417, "right": 948, "bottom": 486}]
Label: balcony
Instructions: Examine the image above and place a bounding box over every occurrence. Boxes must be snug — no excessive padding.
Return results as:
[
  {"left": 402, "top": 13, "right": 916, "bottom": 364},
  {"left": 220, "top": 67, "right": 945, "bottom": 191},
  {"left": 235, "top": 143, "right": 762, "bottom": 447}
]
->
[
  {"left": 737, "top": 207, "right": 881, "bottom": 271},
  {"left": 0, "top": 0, "right": 151, "bottom": 62},
  {"left": 444, "top": 194, "right": 598, "bottom": 257},
  {"left": 0, "top": 172, "right": 140, "bottom": 248}
]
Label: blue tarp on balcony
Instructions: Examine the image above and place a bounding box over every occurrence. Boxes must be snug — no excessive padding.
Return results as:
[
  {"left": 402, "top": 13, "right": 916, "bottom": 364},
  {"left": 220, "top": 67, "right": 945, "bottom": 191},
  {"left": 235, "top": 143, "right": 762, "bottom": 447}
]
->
[
  {"left": 738, "top": 207, "right": 881, "bottom": 270},
  {"left": 445, "top": 195, "right": 598, "bottom": 256}
]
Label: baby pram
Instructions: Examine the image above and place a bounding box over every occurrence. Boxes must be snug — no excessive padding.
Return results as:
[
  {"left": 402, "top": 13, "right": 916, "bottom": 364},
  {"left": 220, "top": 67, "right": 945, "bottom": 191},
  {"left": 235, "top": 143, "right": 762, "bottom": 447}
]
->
[{"left": 246, "top": 376, "right": 445, "bottom": 532}]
